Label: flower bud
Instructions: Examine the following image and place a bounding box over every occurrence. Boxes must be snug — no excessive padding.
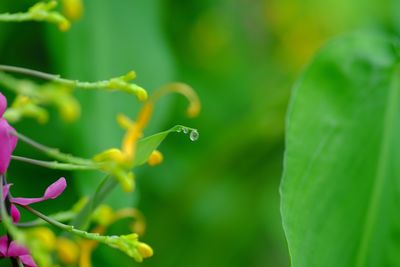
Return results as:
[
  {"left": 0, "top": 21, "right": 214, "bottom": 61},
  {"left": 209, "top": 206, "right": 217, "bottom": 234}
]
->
[
  {"left": 147, "top": 150, "right": 163, "bottom": 166},
  {"left": 56, "top": 237, "right": 79, "bottom": 265},
  {"left": 62, "top": 0, "right": 84, "bottom": 20},
  {"left": 137, "top": 242, "right": 153, "bottom": 258}
]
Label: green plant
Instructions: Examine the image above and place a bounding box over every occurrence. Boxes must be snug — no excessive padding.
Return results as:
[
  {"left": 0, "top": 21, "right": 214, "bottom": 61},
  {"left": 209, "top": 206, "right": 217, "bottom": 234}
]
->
[
  {"left": 0, "top": 1, "right": 200, "bottom": 266},
  {"left": 281, "top": 32, "right": 400, "bottom": 267}
]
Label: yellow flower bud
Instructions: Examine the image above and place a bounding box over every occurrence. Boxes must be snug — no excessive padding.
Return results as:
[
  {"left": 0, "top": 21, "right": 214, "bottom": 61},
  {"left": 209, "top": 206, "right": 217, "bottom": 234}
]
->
[
  {"left": 147, "top": 150, "right": 163, "bottom": 166},
  {"left": 136, "top": 87, "right": 148, "bottom": 101},
  {"left": 122, "top": 71, "right": 137, "bottom": 81},
  {"left": 62, "top": 0, "right": 84, "bottom": 20},
  {"left": 58, "top": 97, "right": 80, "bottom": 122},
  {"left": 93, "top": 148, "right": 126, "bottom": 163},
  {"left": 28, "top": 227, "right": 56, "bottom": 251},
  {"left": 93, "top": 205, "right": 115, "bottom": 226},
  {"left": 137, "top": 242, "right": 153, "bottom": 258},
  {"left": 56, "top": 237, "right": 80, "bottom": 265},
  {"left": 58, "top": 20, "right": 71, "bottom": 31}
]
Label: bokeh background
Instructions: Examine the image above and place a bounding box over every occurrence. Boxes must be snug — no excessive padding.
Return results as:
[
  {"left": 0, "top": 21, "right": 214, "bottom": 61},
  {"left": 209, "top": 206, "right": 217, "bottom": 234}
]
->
[{"left": 0, "top": 0, "right": 397, "bottom": 266}]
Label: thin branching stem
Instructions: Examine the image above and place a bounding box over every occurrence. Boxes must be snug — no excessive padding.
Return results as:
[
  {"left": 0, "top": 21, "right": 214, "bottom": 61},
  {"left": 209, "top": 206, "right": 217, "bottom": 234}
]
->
[
  {"left": 11, "top": 131, "right": 94, "bottom": 166},
  {"left": 0, "top": 64, "right": 147, "bottom": 99},
  {"left": 11, "top": 155, "right": 101, "bottom": 171}
]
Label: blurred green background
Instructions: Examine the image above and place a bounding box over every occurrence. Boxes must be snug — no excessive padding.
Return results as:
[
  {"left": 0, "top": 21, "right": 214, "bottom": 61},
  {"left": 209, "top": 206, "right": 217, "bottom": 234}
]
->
[{"left": 0, "top": 0, "right": 397, "bottom": 266}]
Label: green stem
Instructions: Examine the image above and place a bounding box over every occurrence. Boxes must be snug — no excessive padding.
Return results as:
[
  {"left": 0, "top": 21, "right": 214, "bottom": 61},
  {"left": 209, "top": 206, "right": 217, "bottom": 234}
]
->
[
  {"left": 72, "top": 176, "right": 118, "bottom": 230},
  {"left": 20, "top": 204, "right": 118, "bottom": 244},
  {"left": 0, "top": 64, "right": 146, "bottom": 99},
  {"left": 11, "top": 155, "right": 101, "bottom": 171},
  {"left": 17, "top": 211, "right": 76, "bottom": 227},
  {"left": 0, "top": 176, "right": 24, "bottom": 243},
  {"left": 0, "top": 72, "right": 39, "bottom": 97},
  {"left": 0, "top": 13, "right": 32, "bottom": 22},
  {"left": 11, "top": 131, "right": 94, "bottom": 166}
]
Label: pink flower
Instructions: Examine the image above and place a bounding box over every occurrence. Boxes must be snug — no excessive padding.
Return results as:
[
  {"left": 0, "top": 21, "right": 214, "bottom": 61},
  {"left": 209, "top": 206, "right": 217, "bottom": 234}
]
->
[
  {"left": 3, "top": 177, "right": 67, "bottom": 223},
  {"left": 0, "top": 235, "right": 37, "bottom": 267},
  {"left": 0, "top": 92, "right": 18, "bottom": 174}
]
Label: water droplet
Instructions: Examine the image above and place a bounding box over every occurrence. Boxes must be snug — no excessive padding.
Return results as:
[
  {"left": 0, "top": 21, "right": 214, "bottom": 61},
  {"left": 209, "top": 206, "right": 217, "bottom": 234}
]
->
[
  {"left": 183, "top": 127, "right": 189, "bottom": 134},
  {"left": 189, "top": 130, "right": 199, "bottom": 141}
]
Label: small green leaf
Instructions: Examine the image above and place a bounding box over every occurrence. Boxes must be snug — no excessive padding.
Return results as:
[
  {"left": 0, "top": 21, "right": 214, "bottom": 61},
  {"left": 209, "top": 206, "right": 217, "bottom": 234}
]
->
[
  {"left": 281, "top": 32, "right": 400, "bottom": 267},
  {"left": 134, "top": 125, "right": 197, "bottom": 166}
]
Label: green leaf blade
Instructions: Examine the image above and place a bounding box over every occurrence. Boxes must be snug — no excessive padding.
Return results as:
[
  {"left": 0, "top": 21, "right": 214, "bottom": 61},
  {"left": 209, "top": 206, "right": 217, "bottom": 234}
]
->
[
  {"left": 281, "top": 33, "right": 400, "bottom": 267},
  {"left": 134, "top": 125, "right": 196, "bottom": 166}
]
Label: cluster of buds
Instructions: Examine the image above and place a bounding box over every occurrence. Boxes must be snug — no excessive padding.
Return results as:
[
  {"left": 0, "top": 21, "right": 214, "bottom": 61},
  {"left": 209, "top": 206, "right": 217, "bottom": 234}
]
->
[
  {"left": 0, "top": 71, "right": 200, "bottom": 266},
  {"left": 0, "top": 2, "right": 200, "bottom": 266}
]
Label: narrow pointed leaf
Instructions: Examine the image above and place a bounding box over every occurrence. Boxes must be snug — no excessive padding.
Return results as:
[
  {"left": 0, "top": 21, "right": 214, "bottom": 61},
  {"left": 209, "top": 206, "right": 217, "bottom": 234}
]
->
[{"left": 134, "top": 125, "right": 196, "bottom": 166}]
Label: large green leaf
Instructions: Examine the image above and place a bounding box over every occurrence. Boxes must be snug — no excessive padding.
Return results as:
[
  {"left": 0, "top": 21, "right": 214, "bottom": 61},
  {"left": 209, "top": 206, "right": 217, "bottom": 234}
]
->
[{"left": 281, "top": 32, "right": 400, "bottom": 267}]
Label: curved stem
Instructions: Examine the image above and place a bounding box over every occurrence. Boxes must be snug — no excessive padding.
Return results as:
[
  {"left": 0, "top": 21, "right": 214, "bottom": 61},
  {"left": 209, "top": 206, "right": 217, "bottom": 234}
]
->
[
  {"left": 0, "top": 13, "right": 32, "bottom": 23},
  {"left": 11, "top": 131, "right": 94, "bottom": 166},
  {"left": 72, "top": 175, "right": 118, "bottom": 230},
  {"left": 20, "top": 204, "right": 117, "bottom": 244},
  {"left": 11, "top": 155, "right": 101, "bottom": 171},
  {"left": 17, "top": 211, "right": 76, "bottom": 227},
  {"left": 0, "top": 65, "right": 101, "bottom": 87},
  {"left": 0, "top": 65, "right": 59, "bottom": 80},
  {"left": 0, "top": 176, "right": 23, "bottom": 243},
  {"left": 0, "top": 64, "right": 146, "bottom": 98}
]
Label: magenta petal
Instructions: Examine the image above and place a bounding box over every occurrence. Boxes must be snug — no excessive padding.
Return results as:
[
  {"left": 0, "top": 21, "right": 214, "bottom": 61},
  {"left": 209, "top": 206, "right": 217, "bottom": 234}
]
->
[
  {"left": 0, "top": 93, "right": 6, "bottom": 116},
  {"left": 0, "top": 120, "right": 13, "bottom": 173},
  {"left": 5, "top": 123, "right": 17, "bottom": 152},
  {"left": 2, "top": 184, "right": 11, "bottom": 201},
  {"left": 11, "top": 197, "right": 44, "bottom": 206},
  {"left": 0, "top": 235, "right": 8, "bottom": 257},
  {"left": 12, "top": 177, "right": 67, "bottom": 205},
  {"left": 44, "top": 177, "right": 67, "bottom": 199},
  {"left": 10, "top": 204, "right": 20, "bottom": 223},
  {"left": 0, "top": 118, "right": 17, "bottom": 174},
  {"left": 19, "top": 254, "right": 37, "bottom": 267},
  {"left": 7, "top": 241, "right": 30, "bottom": 257},
  {"left": 8, "top": 241, "right": 37, "bottom": 267}
]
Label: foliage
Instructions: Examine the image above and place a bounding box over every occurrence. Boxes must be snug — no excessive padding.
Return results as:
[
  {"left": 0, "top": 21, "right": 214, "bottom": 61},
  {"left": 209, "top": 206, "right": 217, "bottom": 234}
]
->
[
  {"left": 2, "top": 0, "right": 400, "bottom": 267},
  {"left": 281, "top": 32, "right": 400, "bottom": 266}
]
